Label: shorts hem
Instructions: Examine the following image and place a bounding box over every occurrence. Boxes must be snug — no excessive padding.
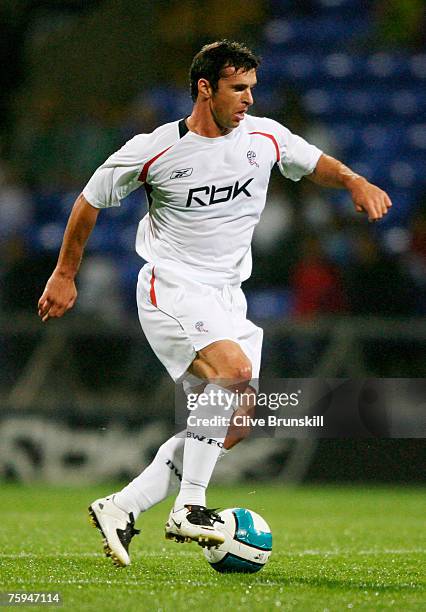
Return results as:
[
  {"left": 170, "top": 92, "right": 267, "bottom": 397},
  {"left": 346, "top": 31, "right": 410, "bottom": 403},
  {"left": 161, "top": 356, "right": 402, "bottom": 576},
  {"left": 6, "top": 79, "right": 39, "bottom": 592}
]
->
[
  {"left": 172, "top": 336, "right": 237, "bottom": 382},
  {"left": 192, "top": 335, "right": 236, "bottom": 352},
  {"left": 169, "top": 350, "right": 197, "bottom": 384}
]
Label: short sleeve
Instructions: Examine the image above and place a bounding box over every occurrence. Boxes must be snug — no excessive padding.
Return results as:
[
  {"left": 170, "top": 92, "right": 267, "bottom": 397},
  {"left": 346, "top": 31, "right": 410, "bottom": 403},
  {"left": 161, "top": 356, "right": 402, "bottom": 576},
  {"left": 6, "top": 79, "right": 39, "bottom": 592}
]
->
[
  {"left": 82, "top": 134, "right": 148, "bottom": 209},
  {"left": 267, "top": 119, "right": 323, "bottom": 182}
]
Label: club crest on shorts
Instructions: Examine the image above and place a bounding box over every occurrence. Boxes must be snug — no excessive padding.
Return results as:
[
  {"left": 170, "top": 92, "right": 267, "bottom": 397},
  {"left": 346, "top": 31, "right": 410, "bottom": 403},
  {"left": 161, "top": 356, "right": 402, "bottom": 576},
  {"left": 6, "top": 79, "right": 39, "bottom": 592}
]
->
[
  {"left": 247, "top": 150, "right": 259, "bottom": 167},
  {"left": 195, "top": 321, "right": 208, "bottom": 333}
]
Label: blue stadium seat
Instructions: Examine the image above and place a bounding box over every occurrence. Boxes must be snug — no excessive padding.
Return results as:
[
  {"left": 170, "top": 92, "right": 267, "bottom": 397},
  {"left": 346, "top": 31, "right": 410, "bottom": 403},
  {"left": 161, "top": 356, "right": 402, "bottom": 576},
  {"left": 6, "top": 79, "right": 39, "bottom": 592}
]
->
[
  {"left": 390, "top": 90, "right": 426, "bottom": 117},
  {"left": 330, "top": 123, "right": 359, "bottom": 153},
  {"left": 33, "top": 191, "right": 65, "bottom": 223},
  {"left": 365, "top": 53, "right": 409, "bottom": 81},
  {"left": 262, "top": 50, "right": 425, "bottom": 88},
  {"left": 322, "top": 53, "right": 355, "bottom": 80},
  {"left": 407, "top": 124, "right": 426, "bottom": 151},
  {"left": 145, "top": 87, "right": 192, "bottom": 123},
  {"left": 88, "top": 224, "right": 128, "bottom": 254},
  {"left": 376, "top": 189, "right": 416, "bottom": 228},
  {"left": 30, "top": 222, "right": 66, "bottom": 252},
  {"left": 268, "top": 0, "right": 366, "bottom": 17},
  {"left": 246, "top": 289, "right": 294, "bottom": 320},
  {"left": 410, "top": 54, "right": 426, "bottom": 80},
  {"left": 302, "top": 87, "right": 425, "bottom": 120},
  {"left": 316, "top": 0, "right": 366, "bottom": 12},
  {"left": 360, "top": 124, "right": 405, "bottom": 157},
  {"left": 263, "top": 16, "right": 371, "bottom": 50},
  {"left": 388, "top": 158, "right": 426, "bottom": 188}
]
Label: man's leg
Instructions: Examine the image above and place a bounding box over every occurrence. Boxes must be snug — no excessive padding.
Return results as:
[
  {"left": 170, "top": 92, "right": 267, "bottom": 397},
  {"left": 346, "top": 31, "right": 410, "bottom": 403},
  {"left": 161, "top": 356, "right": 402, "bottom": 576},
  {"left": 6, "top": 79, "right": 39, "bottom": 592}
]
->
[
  {"left": 111, "top": 377, "right": 251, "bottom": 521},
  {"left": 88, "top": 432, "right": 185, "bottom": 567},
  {"left": 89, "top": 267, "right": 259, "bottom": 563},
  {"left": 88, "top": 386, "right": 252, "bottom": 566},
  {"left": 165, "top": 339, "right": 254, "bottom": 546},
  {"left": 113, "top": 432, "right": 184, "bottom": 518}
]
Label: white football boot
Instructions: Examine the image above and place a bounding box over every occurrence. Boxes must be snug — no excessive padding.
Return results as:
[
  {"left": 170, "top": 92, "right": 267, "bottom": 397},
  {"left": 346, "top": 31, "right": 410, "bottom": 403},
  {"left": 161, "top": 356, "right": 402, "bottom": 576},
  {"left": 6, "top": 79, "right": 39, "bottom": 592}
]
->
[
  {"left": 88, "top": 495, "right": 140, "bottom": 567},
  {"left": 165, "top": 505, "right": 225, "bottom": 547}
]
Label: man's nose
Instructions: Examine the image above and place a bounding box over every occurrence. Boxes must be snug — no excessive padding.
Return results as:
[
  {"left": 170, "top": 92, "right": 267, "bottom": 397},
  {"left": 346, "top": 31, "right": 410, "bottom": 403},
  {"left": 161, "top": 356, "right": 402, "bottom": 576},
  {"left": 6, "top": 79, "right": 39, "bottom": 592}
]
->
[{"left": 243, "top": 89, "right": 254, "bottom": 107}]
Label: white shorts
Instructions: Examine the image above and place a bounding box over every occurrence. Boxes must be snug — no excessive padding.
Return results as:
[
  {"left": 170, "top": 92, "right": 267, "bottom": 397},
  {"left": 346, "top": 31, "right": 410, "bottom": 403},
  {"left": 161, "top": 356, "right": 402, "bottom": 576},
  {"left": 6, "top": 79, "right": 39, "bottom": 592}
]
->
[{"left": 137, "top": 263, "right": 263, "bottom": 384}]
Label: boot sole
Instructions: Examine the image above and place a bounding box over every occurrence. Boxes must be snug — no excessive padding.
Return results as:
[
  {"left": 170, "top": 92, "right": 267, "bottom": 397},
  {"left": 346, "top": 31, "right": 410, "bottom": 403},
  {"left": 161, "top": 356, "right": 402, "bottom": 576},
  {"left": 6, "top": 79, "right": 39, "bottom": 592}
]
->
[{"left": 165, "top": 530, "right": 223, "bottom": 548}]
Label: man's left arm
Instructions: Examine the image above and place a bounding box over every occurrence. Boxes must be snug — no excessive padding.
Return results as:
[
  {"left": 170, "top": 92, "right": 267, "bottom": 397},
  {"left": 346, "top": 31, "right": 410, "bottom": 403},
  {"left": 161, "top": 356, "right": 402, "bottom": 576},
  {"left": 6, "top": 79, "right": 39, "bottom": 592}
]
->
[{"left": 306, "top": 153, "right": 392, "bottom": 222}]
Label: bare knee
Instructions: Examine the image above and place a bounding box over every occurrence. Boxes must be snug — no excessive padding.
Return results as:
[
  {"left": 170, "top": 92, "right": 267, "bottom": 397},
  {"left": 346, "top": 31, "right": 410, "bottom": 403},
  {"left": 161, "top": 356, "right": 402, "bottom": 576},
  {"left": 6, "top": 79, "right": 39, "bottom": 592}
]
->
[
  {"left": 189, "top": 339, "right": 252, "bottom": 388},
  {"left": 222, "top": 358, "right": 252, "bottom": 384}
]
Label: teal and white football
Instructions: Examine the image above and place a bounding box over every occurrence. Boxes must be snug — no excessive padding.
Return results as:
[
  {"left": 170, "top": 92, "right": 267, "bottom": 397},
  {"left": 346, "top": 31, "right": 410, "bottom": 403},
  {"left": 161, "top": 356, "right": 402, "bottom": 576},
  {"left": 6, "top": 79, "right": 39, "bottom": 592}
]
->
[{"left": 203, "top": 508, "right": 272, "bottom": 573}]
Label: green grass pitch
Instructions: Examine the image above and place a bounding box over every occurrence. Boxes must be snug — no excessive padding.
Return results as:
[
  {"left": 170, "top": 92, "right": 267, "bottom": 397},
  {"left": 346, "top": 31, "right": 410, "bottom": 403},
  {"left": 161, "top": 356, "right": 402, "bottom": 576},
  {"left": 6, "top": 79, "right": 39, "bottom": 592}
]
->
[{"left": 1, "top": 484, "right": 425, "bottom": 610}]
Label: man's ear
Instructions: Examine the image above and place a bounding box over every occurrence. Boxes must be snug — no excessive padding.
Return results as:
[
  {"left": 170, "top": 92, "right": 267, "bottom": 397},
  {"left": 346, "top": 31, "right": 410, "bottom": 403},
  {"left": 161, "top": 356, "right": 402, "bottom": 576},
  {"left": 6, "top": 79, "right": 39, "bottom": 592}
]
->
[{"left": 197, "top": 78, "right": 213, "bottom": 100}]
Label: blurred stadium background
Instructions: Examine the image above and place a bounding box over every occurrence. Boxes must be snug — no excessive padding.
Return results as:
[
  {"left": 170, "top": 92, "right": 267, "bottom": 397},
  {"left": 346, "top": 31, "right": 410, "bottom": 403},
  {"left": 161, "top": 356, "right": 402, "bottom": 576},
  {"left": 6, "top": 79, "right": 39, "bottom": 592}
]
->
[{"left": 0, "top": 0, "right": 425, "bottom": 486}]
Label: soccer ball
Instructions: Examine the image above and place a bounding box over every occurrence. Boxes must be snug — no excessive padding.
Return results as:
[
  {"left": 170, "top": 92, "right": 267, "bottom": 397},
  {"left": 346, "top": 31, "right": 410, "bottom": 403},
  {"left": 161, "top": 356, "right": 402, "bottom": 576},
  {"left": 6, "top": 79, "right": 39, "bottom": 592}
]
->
[{"left": 203, "top": 508, "right": 272, "bottom": 573}]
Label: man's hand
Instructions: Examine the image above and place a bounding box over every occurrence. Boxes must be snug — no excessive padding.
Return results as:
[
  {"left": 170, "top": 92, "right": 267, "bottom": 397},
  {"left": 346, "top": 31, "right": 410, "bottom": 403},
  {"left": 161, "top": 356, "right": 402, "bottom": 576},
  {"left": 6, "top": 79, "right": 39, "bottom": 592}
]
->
[
  {"left": 37, "top": 193, "right": 99, "bottom": 322},
  {"left": 348, "top": 176, "right": 392, "bottom": 222},
  {"left": 38, "top": 270, "right": 77, "bottom": 322},
  {"left": 308, "top": 154, "right": 392, "bottom": 222}
]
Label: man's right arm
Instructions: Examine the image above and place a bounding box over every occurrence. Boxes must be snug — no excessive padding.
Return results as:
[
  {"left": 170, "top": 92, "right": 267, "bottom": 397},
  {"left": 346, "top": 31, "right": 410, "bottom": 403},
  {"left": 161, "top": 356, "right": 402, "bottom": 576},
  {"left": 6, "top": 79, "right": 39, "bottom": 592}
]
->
[{"left": 37, "top": 193, "right": 99, "bottom": 322}]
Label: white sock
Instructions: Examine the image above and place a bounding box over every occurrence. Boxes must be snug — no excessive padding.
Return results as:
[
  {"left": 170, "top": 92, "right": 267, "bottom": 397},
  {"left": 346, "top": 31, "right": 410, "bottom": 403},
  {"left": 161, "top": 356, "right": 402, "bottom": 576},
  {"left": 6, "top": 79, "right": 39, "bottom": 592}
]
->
[
  {"left": 114, "top": 431, "right": 185, "bottom": 519},
  {"left": 217, "top": 446, "right": 230, "bottom": 461},
  {"left": 174, "top": 384, "right": 231, "bottom": 508}
]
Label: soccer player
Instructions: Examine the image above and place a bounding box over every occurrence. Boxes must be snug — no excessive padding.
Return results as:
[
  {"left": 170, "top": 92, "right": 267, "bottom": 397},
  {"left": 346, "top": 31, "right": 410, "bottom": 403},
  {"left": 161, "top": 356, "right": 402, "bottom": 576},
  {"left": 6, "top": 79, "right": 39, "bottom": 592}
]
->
[{"left": 38, "top": 41, "right": 392, "bottom": 566}]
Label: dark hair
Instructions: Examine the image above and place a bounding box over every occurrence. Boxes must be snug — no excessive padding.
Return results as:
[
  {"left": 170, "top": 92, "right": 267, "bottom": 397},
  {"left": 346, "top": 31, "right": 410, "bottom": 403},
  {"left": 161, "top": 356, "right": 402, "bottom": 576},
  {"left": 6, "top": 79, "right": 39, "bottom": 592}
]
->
[{"left": 189, "top": 40, "right": 260, "bottom": 102}]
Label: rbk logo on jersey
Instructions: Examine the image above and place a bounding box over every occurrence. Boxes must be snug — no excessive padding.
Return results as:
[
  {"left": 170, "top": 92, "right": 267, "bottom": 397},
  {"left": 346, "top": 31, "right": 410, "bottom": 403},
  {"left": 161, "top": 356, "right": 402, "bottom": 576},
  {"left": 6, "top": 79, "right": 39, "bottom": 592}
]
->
[
  {"left": 186, "top": 178, "right": 254, "bottom": 207},
  {"left": 171, "top": 167, "right": 193, "bottom": 179}
]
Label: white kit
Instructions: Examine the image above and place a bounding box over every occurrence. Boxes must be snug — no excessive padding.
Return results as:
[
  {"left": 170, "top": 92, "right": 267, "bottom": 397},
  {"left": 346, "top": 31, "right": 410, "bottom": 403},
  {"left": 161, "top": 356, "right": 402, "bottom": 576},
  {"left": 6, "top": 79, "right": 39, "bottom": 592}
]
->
[{"left": 83, "top": 115, "right": 322, "bottom": 380}]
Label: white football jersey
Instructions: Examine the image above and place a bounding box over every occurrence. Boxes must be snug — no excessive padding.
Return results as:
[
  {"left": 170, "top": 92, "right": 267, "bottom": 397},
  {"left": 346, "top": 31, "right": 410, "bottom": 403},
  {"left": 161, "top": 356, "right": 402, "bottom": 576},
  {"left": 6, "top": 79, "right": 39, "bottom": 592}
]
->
[{"left": 83, "top": 115, "right": 322, "bottom": 286}]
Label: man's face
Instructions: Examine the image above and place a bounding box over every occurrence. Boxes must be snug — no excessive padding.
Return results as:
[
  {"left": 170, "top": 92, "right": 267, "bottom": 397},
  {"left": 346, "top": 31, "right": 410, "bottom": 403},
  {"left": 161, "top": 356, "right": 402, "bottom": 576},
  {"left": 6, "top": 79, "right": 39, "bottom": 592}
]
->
[{"left": 208, "top": 67, "right": 257, "bottom": 132}]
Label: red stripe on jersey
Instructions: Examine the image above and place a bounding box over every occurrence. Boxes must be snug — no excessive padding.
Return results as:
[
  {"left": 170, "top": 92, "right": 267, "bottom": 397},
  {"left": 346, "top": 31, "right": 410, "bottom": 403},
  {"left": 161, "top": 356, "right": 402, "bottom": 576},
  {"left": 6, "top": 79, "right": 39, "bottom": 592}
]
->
[
  {"left": 249, "top": 132, "right": 280, "bottom": 162},
  {"left": 150, "top": 266, "right": 157, "bottom": 307},
  {"left": 139, "top": 146, "right": 173, "bottom": 183}
]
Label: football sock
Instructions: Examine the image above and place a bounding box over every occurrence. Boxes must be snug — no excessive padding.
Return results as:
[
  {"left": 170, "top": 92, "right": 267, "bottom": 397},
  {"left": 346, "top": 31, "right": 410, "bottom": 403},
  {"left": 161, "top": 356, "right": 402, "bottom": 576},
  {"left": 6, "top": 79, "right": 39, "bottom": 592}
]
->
[
  {"left": 174, "top": 384, "right": 231, "bottom": 508},
  {"left": 217, "top": 446, "right": 230, "bottom": 461},
  {"left": 114, "top": 431, "right": 185, "bottom": 519}
]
